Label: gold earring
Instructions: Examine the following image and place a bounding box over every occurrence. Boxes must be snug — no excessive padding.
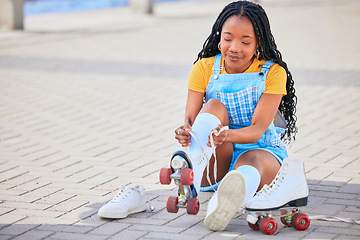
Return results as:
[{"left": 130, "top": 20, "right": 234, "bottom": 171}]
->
[
  {"left": 218, "top": 42, "right": 221, "bottom": 51},
  {"left": 255, "top": 49, "right": 260, "bottom": 58}
]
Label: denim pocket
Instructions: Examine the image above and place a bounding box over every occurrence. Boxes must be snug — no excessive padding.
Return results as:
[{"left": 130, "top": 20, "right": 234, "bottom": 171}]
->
[{"left": 216, "top": 86, "right": 258, "bottom": 126}]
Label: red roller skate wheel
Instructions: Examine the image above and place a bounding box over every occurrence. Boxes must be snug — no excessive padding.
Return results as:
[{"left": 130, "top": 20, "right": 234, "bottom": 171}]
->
[
  {"left": 186, "top": 198, "right": 199, "bottom": 215},
  {"left": 159, "top": 168, "right": 172, "bottom": 185},
  {"left": 292, "top": 213, "right": 310, "bottom": 231},
  {"left": 180, "top": 168, "right": 194, "bottom": 186},
  {"left": 259, "top": 217, "right": 278, "bottom": 235},
  {"left": 166, "top": 196, "right": 179, "bottom": 213}
]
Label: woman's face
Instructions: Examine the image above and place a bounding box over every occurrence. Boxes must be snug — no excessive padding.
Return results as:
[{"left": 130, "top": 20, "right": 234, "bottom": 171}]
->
[{"left": 219, "top": 15, "right": 257, "bottom": 74}]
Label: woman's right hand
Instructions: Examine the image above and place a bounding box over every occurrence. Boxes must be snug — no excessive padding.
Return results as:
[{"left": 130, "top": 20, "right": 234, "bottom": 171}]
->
[{"left": 175, "top": 123, "right": 192, "bottom": 147}]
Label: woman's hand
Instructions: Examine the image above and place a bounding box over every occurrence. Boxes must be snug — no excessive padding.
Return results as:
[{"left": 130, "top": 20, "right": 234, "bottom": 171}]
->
[
  {"left": 207, "top": 124, "right": 229, "bottom": 147},
  {"left": 175, "top": 123, "right": 192, "bottom": 147}
]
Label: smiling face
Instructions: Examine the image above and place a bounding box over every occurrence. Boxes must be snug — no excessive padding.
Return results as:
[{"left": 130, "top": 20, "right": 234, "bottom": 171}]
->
[{"left": 219, "top": 15, "right": 258, "bottom": 74}]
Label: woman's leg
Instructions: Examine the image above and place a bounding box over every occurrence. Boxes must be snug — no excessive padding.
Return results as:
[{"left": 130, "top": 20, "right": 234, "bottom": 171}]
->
[
  {"left": 234, "top": 149, "right": 281, "bottom": 190},
  {"left": 193, "top": 98, "right": 233, "bottom": 187},
  {"left": 204, "top": 150, "right": 281, "bottom": 231}
]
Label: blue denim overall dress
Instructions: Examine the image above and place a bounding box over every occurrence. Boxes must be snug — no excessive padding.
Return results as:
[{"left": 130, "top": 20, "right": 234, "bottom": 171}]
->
[{"left": 200, "top": 54, "right": 288, "bottom": 192}]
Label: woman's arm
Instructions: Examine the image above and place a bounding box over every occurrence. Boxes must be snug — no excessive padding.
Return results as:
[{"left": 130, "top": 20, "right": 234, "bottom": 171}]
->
[
  {"left": 175, "top": 89, "right": 204, "bottom": 147},
  {"left": 227, "top": 93, "right": 282, "bottom": 144},
  {"left": 184, "top": 89, "right": 204, "bottom": 126}
]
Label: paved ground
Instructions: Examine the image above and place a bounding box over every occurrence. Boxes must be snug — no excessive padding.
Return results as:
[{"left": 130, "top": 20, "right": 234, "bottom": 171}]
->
[{"left": 0, "top": 0, "right": 359, "bottom": 239}]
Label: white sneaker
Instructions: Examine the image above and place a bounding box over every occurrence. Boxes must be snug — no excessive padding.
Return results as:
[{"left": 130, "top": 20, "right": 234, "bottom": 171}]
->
[
  {"left": 98, "top": 185, "right": 149, "bottom": 219},
  {"left": 204, "top": 170, "right": 246, "bottom": 231},
  {"left": 246, "top": 158, "right": 309, "bottom": 211}
]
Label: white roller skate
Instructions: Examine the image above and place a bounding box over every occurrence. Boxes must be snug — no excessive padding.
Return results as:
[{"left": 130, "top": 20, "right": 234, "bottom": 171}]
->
[
  {"left": 204, "top": 170, "right": 246, "bottom": 231},
  {"left": 159, "top": 149, "right": 210, "bottom": 215},
  {"left": 245, "top": 158, "right": 310, "bottom": 235}
]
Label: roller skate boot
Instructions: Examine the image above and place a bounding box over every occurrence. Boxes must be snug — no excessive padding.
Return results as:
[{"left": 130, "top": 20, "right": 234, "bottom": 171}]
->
[
  {"left": 245, "top": 158, "right": 310, "bottom": 235},
  {"left": 204, "top": 170, "right": 246, "bottom": 231},
  {"left": 159, "top": 150, "right": 210, "bottom": 215}
]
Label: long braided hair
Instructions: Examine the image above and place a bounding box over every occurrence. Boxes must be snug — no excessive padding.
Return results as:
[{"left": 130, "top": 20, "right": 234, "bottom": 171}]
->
[{"left": 195, "top": 0, "right": 297, "bottom": 143}]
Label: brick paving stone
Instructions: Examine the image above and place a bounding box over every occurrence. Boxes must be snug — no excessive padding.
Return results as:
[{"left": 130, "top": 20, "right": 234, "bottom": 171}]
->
[
  {"left": 128, "top": 224, "right": 185, "bottom": 234},
  {"left": 310, "top": 203, "right": 346, "bottom": 216},
  {"left": 315, "top": 226, "right": 360, "bottom": 236},
  {"left": 338, "top": 183, "right": 360, "bottom": 194},
  {"left": 0, "top": 213, "right": 27, "bottom": 225},
  {"left": 107, "top": 229, "right": 148, "bottom": 240},
  {"left": 205, "top": 231, "right": 242, "bottom": 240},
  {"left": 303, "top": 232, "right": 338, "bottom": 239},
  {"left": 10, "top": 208, "right": 63, "bottom": 219},
  {"left": 48, "top": 232, "right": 108, "bottom": 240},
  {"left": 142, "top": 232, "right": 204, "bottom": 240},
  {"left": 334, "top": 236, "right": 360, "bottom": 240},
  {"left": 86, "top": 221, "right": 126, "bottom": 236},
  {"left": 0, "top": 223, "right": 40, "bottom": 237},
  {"left": 0, "top": 207, "right": 15, "bottom": 216},
  {"left": 12, "top": 229, "right": 55, "bottom": 240},
  {"left": 0, "top": 235, "right": 17, "bottom": 240}
]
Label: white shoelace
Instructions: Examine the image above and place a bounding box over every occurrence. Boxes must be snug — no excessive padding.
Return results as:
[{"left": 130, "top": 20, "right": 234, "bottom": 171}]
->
[
  {"left": 188, "top": 126, "right": 229, "bottom": 192},
  {"left": 110, "top": 185, "right": 128, "bottom": 203},
  {"left": 255, "top": 163, "right": 288, "bottom": 198},
  {"left": 310, "top": 215, "right": 360, "bottom": 224}
]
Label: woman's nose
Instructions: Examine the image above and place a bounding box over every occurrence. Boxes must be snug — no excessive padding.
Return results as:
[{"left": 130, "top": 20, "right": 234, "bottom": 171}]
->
[{"left": 229, "top": 42, "right": 241, "bottom": 53}]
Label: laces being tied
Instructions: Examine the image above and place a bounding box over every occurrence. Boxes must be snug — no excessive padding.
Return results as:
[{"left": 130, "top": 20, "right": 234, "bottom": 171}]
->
[{"left": 188, "top": 126, "right": 229, "bottom": 192}]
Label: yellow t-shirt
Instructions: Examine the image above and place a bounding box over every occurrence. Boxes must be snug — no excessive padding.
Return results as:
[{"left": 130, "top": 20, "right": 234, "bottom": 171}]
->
[{"left": 187, "top": 56, "right": 287, "bottom": 95}]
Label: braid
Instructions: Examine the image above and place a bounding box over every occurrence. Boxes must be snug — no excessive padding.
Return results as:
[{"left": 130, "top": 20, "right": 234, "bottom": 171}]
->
[{"left": 195, "top": 0, "right": 297, "bottom": 143}]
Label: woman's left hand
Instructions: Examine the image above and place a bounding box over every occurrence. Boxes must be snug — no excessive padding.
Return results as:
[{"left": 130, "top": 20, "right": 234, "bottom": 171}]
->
[{"left": 207, "top": 124, "right": 229, "bottom": 147}]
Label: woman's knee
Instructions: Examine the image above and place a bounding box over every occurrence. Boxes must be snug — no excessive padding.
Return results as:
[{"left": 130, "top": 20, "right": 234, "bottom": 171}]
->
[
  {"left": 234, "top": 150, "right": 262, "bottom": 170},
  {"left": 200, "top": 98, "right": 228, "bottom": 124},
  {"left": 234, "top": 150, "right": 281, "bottom": 188}
]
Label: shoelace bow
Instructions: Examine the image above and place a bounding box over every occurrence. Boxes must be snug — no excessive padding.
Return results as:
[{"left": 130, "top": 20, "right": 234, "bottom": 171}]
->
[{"left": 111, "top": 185, "right": 154, "bottom": 211}]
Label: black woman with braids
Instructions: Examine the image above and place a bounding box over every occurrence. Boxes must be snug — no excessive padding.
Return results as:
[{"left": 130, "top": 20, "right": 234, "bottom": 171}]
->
[{"left": 172, "top": 0, "right": 307, "bottom": 231}]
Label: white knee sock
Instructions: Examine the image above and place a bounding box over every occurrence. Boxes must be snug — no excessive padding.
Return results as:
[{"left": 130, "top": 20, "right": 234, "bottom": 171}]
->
[
  {"left": 188, "top": 113, "right": 220, "bottom": 160},
  {"left": 236, "top": 165, "right": 261, "bottom": 206},
  {"left": 188, "top": 113, "right": 221, "bottom": 194}
]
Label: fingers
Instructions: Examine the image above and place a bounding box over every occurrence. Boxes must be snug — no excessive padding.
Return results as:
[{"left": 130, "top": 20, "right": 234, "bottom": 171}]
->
[
  {"left": 207, "top": 124, "right": 229, "bottom": 147},
  {"left": 175, "top": 125, "right": 191, "bottom": 147},
  {"left": 212, "top": 126, "right": 222, "bottom": 136}
]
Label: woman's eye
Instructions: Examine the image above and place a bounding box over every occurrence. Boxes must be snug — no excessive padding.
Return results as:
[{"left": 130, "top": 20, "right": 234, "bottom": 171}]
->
[
  {"left": 224, "top": 39, "right": 231, "bottom": 42},
  {"left": 242, "top": 42, "right": 250, "bottom": 45}
]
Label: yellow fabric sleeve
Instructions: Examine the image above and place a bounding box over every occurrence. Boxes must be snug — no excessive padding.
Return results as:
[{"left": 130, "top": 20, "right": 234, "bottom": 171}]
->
[{"left": 187, "top": 56, "right": 287, "bottom": 95}]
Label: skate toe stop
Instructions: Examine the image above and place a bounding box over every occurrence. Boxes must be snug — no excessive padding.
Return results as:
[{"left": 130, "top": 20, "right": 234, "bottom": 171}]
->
[{"left": 246, "top": 214, "right": 259, "bottom": 224}]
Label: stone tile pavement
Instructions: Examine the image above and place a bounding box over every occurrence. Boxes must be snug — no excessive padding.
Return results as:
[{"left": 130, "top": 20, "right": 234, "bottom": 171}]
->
[{"left": 0, "top": 0, "right": 359, "bottom": 239}]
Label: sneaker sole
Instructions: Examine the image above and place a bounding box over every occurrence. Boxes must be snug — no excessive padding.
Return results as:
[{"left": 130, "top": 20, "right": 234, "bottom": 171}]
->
[
  {"left": 98, "top": 205, "right": 147, "bottom": 219},
  {"left": 204, "top": 171, "right": 246, "bottom": 231}
]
